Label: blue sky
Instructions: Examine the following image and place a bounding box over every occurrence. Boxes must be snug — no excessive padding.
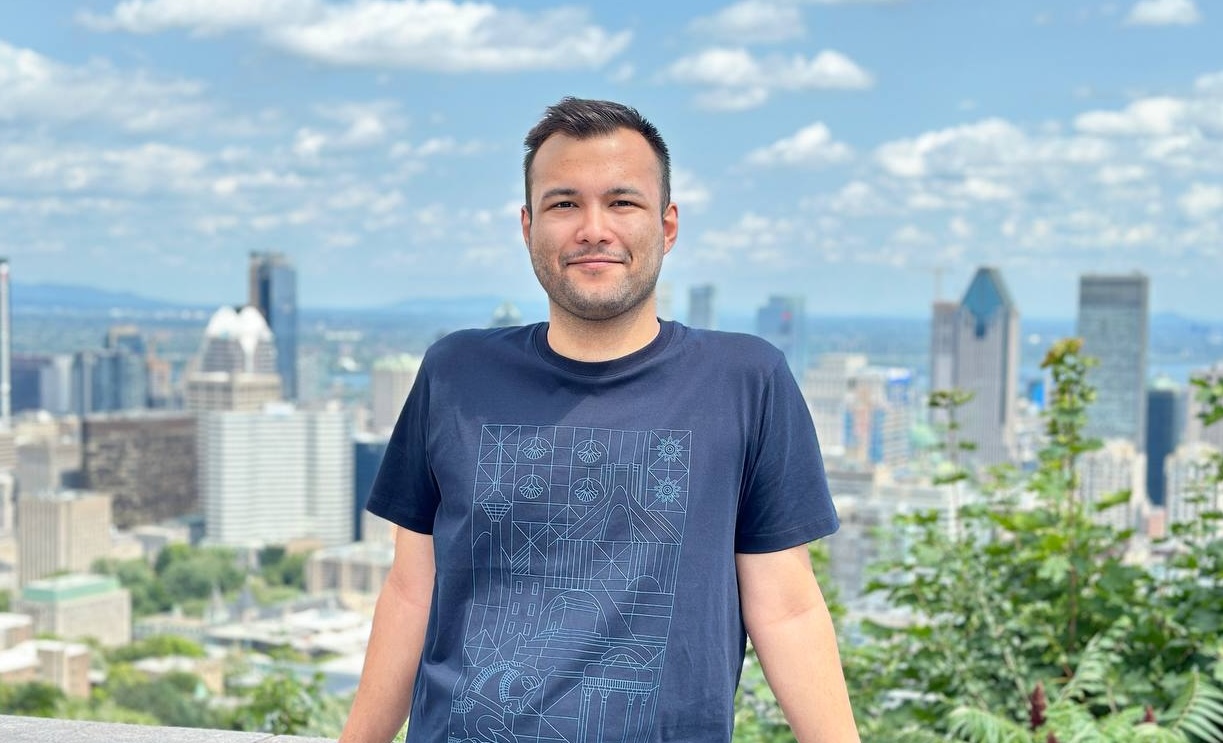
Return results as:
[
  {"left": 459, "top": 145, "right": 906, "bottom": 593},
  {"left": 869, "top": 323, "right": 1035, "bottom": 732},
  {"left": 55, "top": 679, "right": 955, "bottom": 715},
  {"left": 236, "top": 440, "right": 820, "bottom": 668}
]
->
[{"left": 1, "top": 0, "right": 1221, "bottom": 319}]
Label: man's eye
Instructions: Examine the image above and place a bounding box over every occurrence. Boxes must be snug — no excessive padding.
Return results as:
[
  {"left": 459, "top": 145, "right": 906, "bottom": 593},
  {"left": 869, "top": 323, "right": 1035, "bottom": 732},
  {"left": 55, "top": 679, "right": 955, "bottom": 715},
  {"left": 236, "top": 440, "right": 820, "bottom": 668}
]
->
[{"left": 550, "top": 201, "right": 576, "bottom": 209}]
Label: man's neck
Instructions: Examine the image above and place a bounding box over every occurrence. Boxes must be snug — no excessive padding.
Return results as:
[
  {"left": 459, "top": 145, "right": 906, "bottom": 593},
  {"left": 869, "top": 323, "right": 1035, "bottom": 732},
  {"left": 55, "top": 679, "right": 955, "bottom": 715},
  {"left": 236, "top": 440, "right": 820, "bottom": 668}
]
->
[{"left": 545, "top": 303, "right": 661, "bottom": 362}]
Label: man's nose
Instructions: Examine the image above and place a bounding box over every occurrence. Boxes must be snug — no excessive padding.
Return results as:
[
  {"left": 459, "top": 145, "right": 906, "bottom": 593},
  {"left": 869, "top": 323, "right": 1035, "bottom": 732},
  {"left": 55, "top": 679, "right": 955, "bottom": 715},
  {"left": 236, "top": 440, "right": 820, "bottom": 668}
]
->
[{"left": 576, "top": 206, "right": 612, "bottom": 245}]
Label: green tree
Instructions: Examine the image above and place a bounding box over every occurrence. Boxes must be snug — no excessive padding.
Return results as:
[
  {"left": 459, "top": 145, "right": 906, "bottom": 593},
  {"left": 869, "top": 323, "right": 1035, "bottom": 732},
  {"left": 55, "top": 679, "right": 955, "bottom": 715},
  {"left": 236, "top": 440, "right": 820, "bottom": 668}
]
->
[
  {"left": 106, "top": 635, "right": 207, "bottom": 664},
  {"left": 846, "top": 339, "right": 1223, "bottom": 741},
  {"left": 105, "top": 665, "right": 223, "bottom": 729},
  {"left": 92, "top": 558, "right": 172, "bottom": 617},
  {"left": 0, "top": 681, "right": 65, "bottom": 717},
  {"left": 157, "top": 546, "right": 245, "bottom": 605},
  {"left": 230, "top": 667, "right": 327, "bottom": 735}
]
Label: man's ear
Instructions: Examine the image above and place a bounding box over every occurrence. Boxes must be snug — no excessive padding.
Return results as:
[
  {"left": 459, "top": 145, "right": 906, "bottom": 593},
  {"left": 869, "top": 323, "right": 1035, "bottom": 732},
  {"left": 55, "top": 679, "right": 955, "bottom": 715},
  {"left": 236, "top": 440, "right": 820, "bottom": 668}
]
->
[{"left": 520, "top": 205, "right": 531, "bottom": 246}]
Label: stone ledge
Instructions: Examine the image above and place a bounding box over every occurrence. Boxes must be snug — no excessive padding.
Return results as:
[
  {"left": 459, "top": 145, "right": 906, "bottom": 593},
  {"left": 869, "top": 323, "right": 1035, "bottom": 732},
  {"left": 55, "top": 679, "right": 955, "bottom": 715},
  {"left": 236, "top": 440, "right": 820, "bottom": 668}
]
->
[{"left": 0, "top": 715, "right": 335, "bottom": 742}]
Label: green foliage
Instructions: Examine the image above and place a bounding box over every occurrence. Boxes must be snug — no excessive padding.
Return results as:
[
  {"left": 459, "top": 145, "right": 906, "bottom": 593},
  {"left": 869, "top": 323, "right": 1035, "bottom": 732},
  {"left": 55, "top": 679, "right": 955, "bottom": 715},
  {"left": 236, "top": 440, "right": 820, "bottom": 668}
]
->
[
  {"left": 105, "top": 634, "right": 207, "bottom": 663},
  {"left": 0, "top": 588, "right": 10, "bottom": 612},
  {"left": 844, "top": 337, "right": 1223, "bottom": 742},
  {"left": 257, "top": 546, "right": 308, "bottom": 590},
  {"left": 103, "top": 664, "right": 224, "bottom": 729},
  {"left": 155, "top": 545, "right": 245, "bottom": 605},
  {"left": 92, "top": 558, "right": 172, "bottom": 618},
  {"left": 733, "top": 542, "right": 839, "bottom": 743},
  {"left": 0, "top": 681, "right": 66, "bottom": 717},
  {"left": 230, "top": 667, "right": 327, "bottom": 735}
]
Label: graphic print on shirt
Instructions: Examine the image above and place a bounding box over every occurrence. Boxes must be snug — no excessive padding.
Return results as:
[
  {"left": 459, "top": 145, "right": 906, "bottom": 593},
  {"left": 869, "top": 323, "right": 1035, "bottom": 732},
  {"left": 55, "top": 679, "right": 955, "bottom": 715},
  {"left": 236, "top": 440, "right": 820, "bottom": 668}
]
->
[{"left": 450, "top": 425, "right": 691, "bottom": 743}]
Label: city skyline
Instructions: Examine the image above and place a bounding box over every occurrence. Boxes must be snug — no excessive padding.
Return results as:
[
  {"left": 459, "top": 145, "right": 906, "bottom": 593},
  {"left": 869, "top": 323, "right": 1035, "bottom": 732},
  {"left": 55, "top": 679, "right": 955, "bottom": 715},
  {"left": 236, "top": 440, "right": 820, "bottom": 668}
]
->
[{"left": 1, "top": 1, "right": 1222, "bottom": 318}]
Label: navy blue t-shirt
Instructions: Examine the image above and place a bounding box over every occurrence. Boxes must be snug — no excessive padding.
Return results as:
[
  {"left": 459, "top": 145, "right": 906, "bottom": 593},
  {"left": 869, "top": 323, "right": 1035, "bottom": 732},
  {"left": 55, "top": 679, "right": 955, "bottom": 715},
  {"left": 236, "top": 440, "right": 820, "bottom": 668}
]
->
[{"left": 367, "top": 320, "right": 838, "bottom": 743}]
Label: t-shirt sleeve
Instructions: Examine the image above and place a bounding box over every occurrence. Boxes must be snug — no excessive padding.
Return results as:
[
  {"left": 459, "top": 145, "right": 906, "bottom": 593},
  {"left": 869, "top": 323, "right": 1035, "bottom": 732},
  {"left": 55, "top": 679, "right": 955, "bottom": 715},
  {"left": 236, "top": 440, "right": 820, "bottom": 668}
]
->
[
  {"left": 735, "top": 358, "right": 840, "bottom": 553},
  {"left": 365, "top": 363, "right": 440, "bottom": 535}
]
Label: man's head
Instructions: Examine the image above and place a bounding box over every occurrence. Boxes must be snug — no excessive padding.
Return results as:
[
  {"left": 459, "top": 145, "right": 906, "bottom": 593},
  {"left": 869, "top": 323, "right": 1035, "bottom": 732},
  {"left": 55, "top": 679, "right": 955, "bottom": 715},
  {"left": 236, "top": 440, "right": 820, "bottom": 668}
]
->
[
  {"left": 523, "top": 97, "right": 671, "bottom": 217},
  {"left": 520, "top": 97, "right": 679, "bottom": 327}
]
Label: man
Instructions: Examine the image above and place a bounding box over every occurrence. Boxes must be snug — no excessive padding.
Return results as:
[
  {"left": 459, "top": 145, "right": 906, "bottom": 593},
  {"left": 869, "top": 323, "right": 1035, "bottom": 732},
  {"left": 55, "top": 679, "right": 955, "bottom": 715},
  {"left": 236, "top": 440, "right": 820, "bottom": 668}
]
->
[{"left": 340, "top": 97, "right": 858, "bottom": 743}]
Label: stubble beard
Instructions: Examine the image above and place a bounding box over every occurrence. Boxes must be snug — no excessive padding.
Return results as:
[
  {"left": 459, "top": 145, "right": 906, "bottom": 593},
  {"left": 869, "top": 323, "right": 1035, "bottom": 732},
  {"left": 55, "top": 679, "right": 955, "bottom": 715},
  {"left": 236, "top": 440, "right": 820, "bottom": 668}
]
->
[{"left": 529, "top": 241, "right": 662, "bottom": 323}]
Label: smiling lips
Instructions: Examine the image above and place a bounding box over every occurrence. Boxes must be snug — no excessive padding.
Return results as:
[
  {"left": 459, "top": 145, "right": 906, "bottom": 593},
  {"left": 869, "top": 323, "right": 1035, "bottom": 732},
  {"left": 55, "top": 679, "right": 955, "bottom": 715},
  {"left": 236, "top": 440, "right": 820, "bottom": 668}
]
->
[{"left": 564, "top": 250, "right": 627, "bottom": 268}]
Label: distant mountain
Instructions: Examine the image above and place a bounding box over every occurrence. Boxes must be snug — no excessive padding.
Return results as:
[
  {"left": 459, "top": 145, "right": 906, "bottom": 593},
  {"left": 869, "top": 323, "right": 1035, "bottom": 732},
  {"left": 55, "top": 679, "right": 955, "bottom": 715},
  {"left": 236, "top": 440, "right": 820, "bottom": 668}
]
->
[{"left": 11, "top": 282, "right": 197, "bottom": 311}]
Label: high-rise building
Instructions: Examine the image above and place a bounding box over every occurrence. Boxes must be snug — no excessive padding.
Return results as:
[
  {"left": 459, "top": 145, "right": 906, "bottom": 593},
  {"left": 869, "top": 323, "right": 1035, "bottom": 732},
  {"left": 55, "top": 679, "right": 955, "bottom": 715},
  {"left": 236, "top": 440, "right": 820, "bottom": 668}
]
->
[
  {"left": 249, "top": 251, "right": 299, "bottom": 401},
  {"left": 185, "top": 306, "right": 282, "bottom": 412},
  {"left": 1164, "top": 441, "right": 1221, "bottom": 540},
  {"left": 13, "top": 574, "right": 132, "bottom": 647},
  {"left": 354, "top": 434, "right": 390, "bottom": 543},
  {"left": 656, "top": 281, "right": 674, "bottom": 321},
  {"left": 1077, "top": 273, "right": 1149, "bottom": 448},
  {"left": 1185, "top": 362, "right": 1223, "bottom": 450},
  {"left": 756, "top": 295, "right": 807, "bottom": 376},
  {"left": 1, "top": 257, "right": 10, "bottom": 427},
  {"left": 370, "top": 354, "right": 420, "bottom": 435},
  {"left": 38, "top": 355, "right": 73, "bottom": 415},
  {"left": 1146, "top": 379, "right": 1186, "bottom": 507},
  {"left": 200, "top": 406, "right": 352, "bottom": 547},
  {"left": 70, "top": 347, "right": 148, "bottom": 416},
  {"left": 929, "top": 267, "right": 1020, "bottom": 468},
  {"left": 687, "top": 284, "right": 716, "bottom": 330},
  {"left": 16, "top": 490, "right": 113, "bottom": 586},
  {"left": 81, "top": 411, "right": 198, "bottom": 528},
  {"left": 1077, "top": 438, "right": 1147, "bottom": 532},
  {"left": 11, "top": 355, "right": 50, "bottom": 414}
]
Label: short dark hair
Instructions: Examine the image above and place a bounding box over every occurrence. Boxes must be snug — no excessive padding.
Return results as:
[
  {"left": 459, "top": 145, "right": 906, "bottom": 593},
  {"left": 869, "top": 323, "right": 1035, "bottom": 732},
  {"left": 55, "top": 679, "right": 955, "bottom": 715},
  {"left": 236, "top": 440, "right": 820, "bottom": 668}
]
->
[{"left": 523, "top": 97, "right": 671, "bottom": 215}]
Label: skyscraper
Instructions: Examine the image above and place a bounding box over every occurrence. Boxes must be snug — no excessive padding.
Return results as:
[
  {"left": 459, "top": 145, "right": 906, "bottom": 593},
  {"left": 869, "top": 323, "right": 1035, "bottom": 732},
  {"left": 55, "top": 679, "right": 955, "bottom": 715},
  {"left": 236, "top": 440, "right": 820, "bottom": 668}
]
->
[
  {"left": 200, "top": 406, "right": 352, "bottom": 547},
  {"left": 249, "top": 251, "right": 299, "bottom": 400},
  {"left": 688, "top": 284, "right": 716, "bottom": 330},
  {"left": 756, "top": 295, "right": 807, "bottom": 376},
  {"left": 929, "top": 267, "right": 1020, "bottom": 467},
  {"left": 1, "top": 257, "right": 10, "bottom": 427},
  {"left": 370, "top": 354, "right": 420, "bottom": 435},
  {"left": 81, "top": 411, "right": 198, "bottom": 528},
  {"left": 17, "top": 490, "right": 113, "bottom": 586},
  {"left": 1077, "top": 273, "right": 1149, "bottom": 448},
  {"left": 184, "top": 306, "right": 282, "bottom": 412},
  {"left": 1146, "top": 379, "right": 1186, "bottom": 507}
]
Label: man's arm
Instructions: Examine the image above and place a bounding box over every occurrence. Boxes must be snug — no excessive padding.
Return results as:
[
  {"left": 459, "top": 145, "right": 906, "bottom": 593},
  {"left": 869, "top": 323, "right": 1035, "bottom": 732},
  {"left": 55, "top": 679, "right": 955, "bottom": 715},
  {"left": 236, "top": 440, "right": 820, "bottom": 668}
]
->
[
  {"left": 339, "top": 527, "right": 435, "bottom": 743},
  {"left": 736, "top": 544, "right": 860, "bottom": 743}
]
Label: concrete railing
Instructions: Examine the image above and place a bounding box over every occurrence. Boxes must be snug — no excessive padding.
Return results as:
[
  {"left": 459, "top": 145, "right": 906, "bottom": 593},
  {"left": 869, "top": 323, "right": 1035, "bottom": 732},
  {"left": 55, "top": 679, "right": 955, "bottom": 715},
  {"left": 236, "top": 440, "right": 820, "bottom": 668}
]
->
[{"left": 0, "top": 715, "right": 337, "bottom": 742}]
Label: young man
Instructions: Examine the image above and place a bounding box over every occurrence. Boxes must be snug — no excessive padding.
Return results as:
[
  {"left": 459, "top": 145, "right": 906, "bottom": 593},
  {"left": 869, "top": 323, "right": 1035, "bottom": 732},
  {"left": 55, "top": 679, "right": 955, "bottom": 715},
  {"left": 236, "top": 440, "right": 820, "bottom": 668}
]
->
[{"left": 339, "top": 97, "right": 859, "bottom": 743}]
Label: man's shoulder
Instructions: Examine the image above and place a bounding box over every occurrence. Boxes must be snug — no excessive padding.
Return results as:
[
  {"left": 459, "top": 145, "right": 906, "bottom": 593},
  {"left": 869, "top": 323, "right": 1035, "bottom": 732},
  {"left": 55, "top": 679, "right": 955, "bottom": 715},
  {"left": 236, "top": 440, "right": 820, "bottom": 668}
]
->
[
  {"left": 678, "top": 326, "right": 786, "bottom": 370},
  {"left": 424, "top": 324, "right": 539, "bottom": 362}
]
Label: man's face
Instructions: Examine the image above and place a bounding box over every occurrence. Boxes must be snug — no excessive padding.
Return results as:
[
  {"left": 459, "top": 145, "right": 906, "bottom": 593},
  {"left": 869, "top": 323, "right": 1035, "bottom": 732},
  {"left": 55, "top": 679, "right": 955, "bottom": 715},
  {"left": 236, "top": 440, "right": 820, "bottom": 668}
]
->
[{"left": 521, "top": 128, "right": 678, "bottom": 323}]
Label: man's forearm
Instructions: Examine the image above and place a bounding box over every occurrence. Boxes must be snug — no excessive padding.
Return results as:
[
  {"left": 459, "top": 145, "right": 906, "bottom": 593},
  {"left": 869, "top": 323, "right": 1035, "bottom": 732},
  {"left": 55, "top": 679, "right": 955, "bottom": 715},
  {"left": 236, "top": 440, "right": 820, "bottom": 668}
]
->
[
  {"left": 339, "top": 530, "right": 434, "bottom": 743},
  {"left": 750, "top": 600, "right": 860, "bottom": 743},
  {"left": 339, "top": 573, "right": 429, "bottom": 742}
]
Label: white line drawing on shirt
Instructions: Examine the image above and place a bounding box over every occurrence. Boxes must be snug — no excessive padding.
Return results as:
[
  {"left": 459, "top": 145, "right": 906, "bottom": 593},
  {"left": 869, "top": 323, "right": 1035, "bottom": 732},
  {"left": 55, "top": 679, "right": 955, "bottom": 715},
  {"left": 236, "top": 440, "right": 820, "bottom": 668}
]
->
[{"left": 452, "top": 425, "right": 691, "bottom": 743}]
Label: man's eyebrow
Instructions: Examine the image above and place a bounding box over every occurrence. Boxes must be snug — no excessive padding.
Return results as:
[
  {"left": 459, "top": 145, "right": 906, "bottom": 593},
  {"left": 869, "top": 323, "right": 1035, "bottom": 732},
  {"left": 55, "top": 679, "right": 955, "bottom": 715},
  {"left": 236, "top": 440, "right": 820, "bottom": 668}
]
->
[
  {"left": 605, "top": 186, "right": 646, "bottom": 198},
  {"left": 537, "top": 186, "right": 647, "bottom": 202},
  {"left": 538, "top": 187, "right": 579, "bottom": 202}
]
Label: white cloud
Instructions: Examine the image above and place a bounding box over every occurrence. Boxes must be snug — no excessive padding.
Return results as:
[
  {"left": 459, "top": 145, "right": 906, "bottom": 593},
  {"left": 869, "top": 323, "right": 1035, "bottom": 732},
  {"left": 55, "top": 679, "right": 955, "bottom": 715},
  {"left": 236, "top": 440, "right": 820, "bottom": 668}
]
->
[
  {"left": 0, "top": 40, "right": 209, "bottom": 131},
  {"left": 1179, "top": 183, "right": 1223, "bottom": 220},
  {"left": 948, "top": 216, "right": 973, "bottom": 238},
  {"left": 875, "top": 118, "right": 1026, "bottom": 178},
  {"left": 82, "top": 0, "right": 632, "bottom": 72},
  {"left": 1124, "top": 0, "right": 1201, "bottom": 26},
  {"left": 1096, "top": 164, "right": 1148, "bottom": 184},
  {"left": 2, "top": 140, "right": 210, "bottom": 194},
  {"left": 1075, "top": 97, "right": 1188, "bottom": 136},
  {"left": 746, "top": 123, "right": 854, "bottom": 167},
  {"left": 689, "top": 0, "right": 805, "bottom": 44},
  {"left": 671, "top": 169, "right": 712, "bottom": 211},
  {"left": 665, "top": 47, "right": 873, "bottom": 110},
  {"left": 1196, "top": 70, "right": 1223, "bottom": 97}
]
